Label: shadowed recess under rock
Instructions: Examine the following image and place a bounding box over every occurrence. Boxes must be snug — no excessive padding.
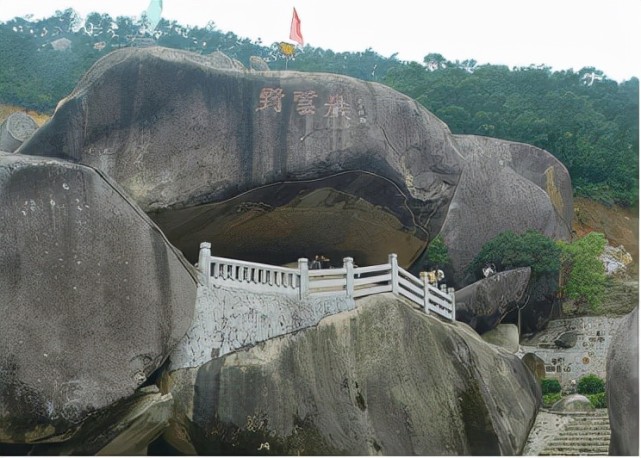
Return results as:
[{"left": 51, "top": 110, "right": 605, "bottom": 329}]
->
[{"left": 150, "top": 170, "right": 431, "bottom": 267}]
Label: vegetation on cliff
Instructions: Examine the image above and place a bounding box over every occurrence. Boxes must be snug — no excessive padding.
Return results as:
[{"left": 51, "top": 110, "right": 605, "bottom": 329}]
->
[
  {"left": 558, "top": 232, "right": 608, "bottom": 311},
  {"left": 467, "top": 230, "right": 617, "bottom": 315},
  {"left": 466, "top": 230, "right": 561, "bottom": 280}
]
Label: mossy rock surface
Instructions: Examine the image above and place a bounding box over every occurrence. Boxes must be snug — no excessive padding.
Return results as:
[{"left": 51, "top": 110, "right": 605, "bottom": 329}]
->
[{"left": 163, "top": 294, "right": 540, "bottom": 455}]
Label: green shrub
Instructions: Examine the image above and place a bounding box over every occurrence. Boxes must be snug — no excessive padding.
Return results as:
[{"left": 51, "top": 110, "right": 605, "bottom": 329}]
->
[
  {"left": 424, "top": 234, "right": 450, "bottom": 267},
  {"left": 466, "top": 230, "right": 561, "bottom": 280},
  {"left": 542, "top": 392, "right": 562, "bottom": 408},
  {"left": 587, "top": 392, "right": 607, "bottom": 408},
  {"left": 577, "top": 374, "right": 605, "bottom": 394},
  {"left": 557, "top": 232, "right": 607, "bottom": 311},
  {"left": 541, "top": 378, "right": 562, "bottom": 395}
]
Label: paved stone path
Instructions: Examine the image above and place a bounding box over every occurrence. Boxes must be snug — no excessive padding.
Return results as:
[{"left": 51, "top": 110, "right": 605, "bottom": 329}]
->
[{"left": 523, "top": 409, "right": 610, "bottom": 456}]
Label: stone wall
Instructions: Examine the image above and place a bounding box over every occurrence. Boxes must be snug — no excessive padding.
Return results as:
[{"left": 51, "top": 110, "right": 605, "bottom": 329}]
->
[
  {"left": 520, "top": 315, "right": 626, "bottom": 389},
  {"left": 168, "top": 283, "right": 355, "bottom": 370}
]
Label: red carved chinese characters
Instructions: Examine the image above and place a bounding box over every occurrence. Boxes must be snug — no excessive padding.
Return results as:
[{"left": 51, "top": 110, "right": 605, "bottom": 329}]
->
[
  {"left": 323, "top": 95, "right": 351, "bottom": 121},
  {"left": 293, "top": 90, "right": 318, "bottom": 115},
  {"left": 256, "top": 87, "right": 285, "bottom": 112}
]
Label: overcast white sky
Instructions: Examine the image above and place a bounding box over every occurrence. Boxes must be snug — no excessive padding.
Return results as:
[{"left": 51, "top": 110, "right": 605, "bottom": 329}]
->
[{"left": 0, "top": 0, "right": 639, "bottom": 82}]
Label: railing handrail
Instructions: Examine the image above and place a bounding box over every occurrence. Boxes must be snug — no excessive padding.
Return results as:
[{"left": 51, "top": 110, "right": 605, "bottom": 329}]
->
[
  {"left": 354, "top": 264, "right": 390, "bottom": 275},
  {"left": 398, "top": 266, "right": 423, "bottom": 288},
  {"left": 211, "top": 256, "right": 299, "bottom": 275},
  {"left": 198, "top": 243, "right": 455, "bottom": 321}
]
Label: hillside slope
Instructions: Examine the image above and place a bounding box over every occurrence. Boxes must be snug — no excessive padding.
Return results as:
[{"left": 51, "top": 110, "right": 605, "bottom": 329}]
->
[{"left": 573, "top": 196, "right": 638, "bottom": 271}]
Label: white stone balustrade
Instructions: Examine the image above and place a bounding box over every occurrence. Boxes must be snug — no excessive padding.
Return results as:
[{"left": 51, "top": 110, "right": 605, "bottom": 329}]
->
[{"left": 197, "top": 242, "right": 456, "bottom": 321}]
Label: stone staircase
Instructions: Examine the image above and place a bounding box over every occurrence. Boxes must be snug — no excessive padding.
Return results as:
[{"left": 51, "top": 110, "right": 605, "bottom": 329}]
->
[{"left": 539, "top": 410, "right": 610, "bottom": 456}]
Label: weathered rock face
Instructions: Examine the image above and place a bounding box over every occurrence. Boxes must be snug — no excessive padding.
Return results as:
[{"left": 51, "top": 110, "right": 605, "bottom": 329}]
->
[
  {"left": 0, "top": 111, "right": 39, "bottom": 153},
  {"left": 606, "top": 307, "right": 639, "bottom": 456},
  {"left": 454, "top": 267, "right": 531, "bottom": 334},
  {"left": 554, "top": 330, "right": 577, "bottom": 348},
  {"left": 442, "top": 135, "right": 572, "bottom": 287},
  {"left": 1, "top": 386, "right": 173, "bottom": 455},
  {"left": 169, "top": 282, "right": 354, "bottom": 371},
  {"left": 16, "top": 46, "right": 572, "bottom": 277},
  {"left": 249, "top": 55, "right": 270, "bottom": 72},
  {"left": 517, "top": 272, "right": 561, "bottom": 334},
  {"left": 521, "top": 353, "right": 546, "bottom": 382},
  {"left": 17, "top": 46, "right": 464, "bottom": 267},
  {"left": 0, "top": 154, "right": 197, "bottom": 443},
  {"left": 161, "top": 294, "right": 540, "bottom": 455},
  {"left": 481, "top": 323, "right": 520, "bottom": 353}
]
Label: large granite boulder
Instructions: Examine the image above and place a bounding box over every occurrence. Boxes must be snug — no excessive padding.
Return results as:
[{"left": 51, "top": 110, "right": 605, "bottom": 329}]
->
[
  {"left": 1, "top": 386, "right": 173, "bottom": 455},
  {"left": 607, "top": 307, "right": 639, "bottom": 456},
  {"left": 454, "top": 267, "right": 531, "bottom": 334},
  {"left": 442, "top": 135, "right": 572, "bottom": 287},
  {"left": 0, "top": 154, "right": 197, "bottom": 443},
  {"left": 549, "top": 394, "right": 594, "bottom": 413},
  {"left": 517, "top": 271, "right": 562, "bottom": 333},
  {"left": 439, "top": 136, "right": 571, "bottom": 331},
  {"left": 0, "top": 111, "right": 39, "bottom": 153},
  {"left": 160, "top": 294, "right": 540, "bottom": 455},
  {"left": 17, "top": 46, "right": 465, "bottom": 268},
  {"left": 554, "top": 330, "right": 578, "bottom": 348},
  {"left": 15, "top": 46, "right": 572, "bottom": 338},
  {"left": 521, "top": 353, "right": 546, "bottom": 382},
  {"left": 249, "top": 55, "right": 270, "bottom": 72}
]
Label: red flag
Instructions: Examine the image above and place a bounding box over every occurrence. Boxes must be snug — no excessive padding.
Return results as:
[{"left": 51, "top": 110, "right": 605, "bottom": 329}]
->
[{"left": 289, "top": 7, "right": 304, "bottom": 45}]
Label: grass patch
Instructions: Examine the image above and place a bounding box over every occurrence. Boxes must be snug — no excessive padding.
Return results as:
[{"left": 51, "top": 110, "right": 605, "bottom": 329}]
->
[{"left": 542, "top": 392, "right": 562, "bottom": 408}]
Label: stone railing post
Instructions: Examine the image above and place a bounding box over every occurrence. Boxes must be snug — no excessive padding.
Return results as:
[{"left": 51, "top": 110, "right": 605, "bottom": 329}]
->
[
  {"left": 344, "top": 257, "right": 354, "bottom": 298},
  {"left": 298, "top": 258, "right": 309, "bottom": 299},
  {"left": 389, "top": 253, "right": 399, "bottom": 295},
  {"left": 448, "top": 287, "right": 456, "bottom": 321},
  {"left": 420, "top": 272, "right": 431, "bottom": 315},
  {"left": 198, "top": 242, "right": 212, "bottom": 286}
]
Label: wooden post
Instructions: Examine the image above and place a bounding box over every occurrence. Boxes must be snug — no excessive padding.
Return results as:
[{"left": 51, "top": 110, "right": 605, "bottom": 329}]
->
[
  {"left": 298, "top": 258, "right": 309, "bottom": 299},
  {"left": 389, "top": 253, "right": 399, "bottom": 295},
  {"left": 198, "top": 242, "right": 212, "bottom": 286},
  {"left": 448, "top": 287, "right": 456, "bottom": 321},
  {"left": 344, "top": 257, "right": 354, "bottom": 298},
  {"left": 420, "top": 272, "right": 431, "bottom": 315}
]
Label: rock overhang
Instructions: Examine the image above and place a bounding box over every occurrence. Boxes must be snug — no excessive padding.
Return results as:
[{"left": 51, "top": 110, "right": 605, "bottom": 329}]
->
[{"left": 150, "top": 170, "right": 431, "bottom": 266}]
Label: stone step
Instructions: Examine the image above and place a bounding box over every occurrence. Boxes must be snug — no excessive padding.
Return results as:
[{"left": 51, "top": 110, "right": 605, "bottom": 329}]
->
[
  {"left": 564, "top": 424, "right": 610, "bottom": 431},
  {"left": 540, "top": 450, "right": 609, "bottom": 455},
  {"left": 564, "top": 412, "right": 609, "bottom": 419},
  {"left": 544, "top": 439, "right": 610, "bottom": 447},
  {"left": 548, "top": 439, "right": 610, "bottom": 447},
  {"left": 562, "top": 420, "right": 609, "bottom": 427},
  {"left": 564, "top": 425, "right": 610, "bottom": 430},
  {"left": 562, "top": 428, "right": 610, "bottom": 435},
  {"left": 540, "top": 445, "right": 610, "bottom": 455},
  {"left": 568, "top": 416, "right": 610, "bottom": 421},
  {"left": 568, "top": 417, "right": 610, "bottom": 423},
  {"left": 550, "top": 435, "right": 610, "bottom": 445}
]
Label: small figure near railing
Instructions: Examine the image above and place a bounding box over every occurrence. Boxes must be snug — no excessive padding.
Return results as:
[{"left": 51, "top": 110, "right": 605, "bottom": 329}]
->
[
  {"left": 482, "top": 263, "right": 496, "bottom": 278},
  {"left": 197, "top": 243, "right": 455, "bottom": 321},
  {"left": 310, "top": 255, "right": 330, "bottom": 270},
  {"left": 426, "top": 269, "right": 445, "bottom": 287}
]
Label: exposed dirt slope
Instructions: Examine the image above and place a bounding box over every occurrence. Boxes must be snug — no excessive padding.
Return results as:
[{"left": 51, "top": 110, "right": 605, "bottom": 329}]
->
[
  {"left": 573, "top": 196, "right": 638, "bottom": 270},
  {"left": 568, "top": 197, "right": 638, "bottom": 317}
]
